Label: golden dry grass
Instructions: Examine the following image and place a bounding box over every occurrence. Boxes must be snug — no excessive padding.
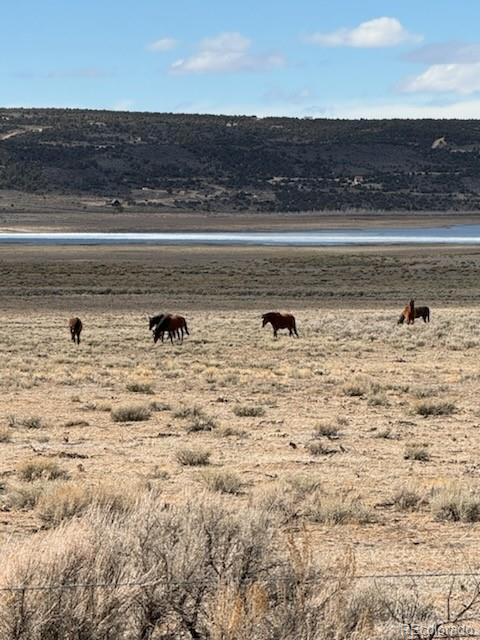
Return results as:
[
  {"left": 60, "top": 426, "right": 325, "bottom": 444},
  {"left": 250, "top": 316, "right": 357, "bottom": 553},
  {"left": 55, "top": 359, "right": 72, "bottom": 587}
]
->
[{"left": 1, "top": 305, "right": 480, "bottom": 585}]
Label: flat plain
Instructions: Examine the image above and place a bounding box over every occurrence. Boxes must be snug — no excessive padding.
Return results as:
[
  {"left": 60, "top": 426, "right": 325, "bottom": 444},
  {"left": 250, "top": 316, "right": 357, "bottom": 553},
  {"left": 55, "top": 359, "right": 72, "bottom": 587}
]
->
[{"left": 2, "top": 242, "right": 480, "bottom": 637}]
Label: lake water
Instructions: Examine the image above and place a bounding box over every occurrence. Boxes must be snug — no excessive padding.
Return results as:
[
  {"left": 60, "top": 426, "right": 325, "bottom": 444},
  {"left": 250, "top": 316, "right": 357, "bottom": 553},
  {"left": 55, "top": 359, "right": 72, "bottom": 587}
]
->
[{"left": 2, "top": 225, "right": 480, "bottom": 246}]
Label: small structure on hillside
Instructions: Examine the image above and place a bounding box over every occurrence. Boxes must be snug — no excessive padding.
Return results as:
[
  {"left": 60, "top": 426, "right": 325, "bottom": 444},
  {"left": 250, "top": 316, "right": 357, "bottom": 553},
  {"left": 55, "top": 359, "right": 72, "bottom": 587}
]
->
[{"left": 431, "top": 136, "right": 448, "bottom": 150}]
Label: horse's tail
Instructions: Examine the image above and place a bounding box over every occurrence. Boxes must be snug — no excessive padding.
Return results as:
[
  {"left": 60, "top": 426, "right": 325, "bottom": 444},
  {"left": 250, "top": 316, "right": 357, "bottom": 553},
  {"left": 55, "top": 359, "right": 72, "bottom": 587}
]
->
[
  {"left": 426, "top": 307, "right": 430, "bottom": 322},
  {"left": 183, "top": 320, "right": 189, "bottom": 335},
  {"left": 292, "top": 317, "right": 299, "bottom": 337}
]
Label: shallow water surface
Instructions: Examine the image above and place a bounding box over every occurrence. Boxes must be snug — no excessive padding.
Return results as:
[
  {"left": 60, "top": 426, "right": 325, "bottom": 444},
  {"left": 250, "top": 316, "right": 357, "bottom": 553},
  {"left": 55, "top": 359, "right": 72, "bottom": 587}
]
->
[{"left": 2, "top": 225, "right": 480, "bottom": 245}]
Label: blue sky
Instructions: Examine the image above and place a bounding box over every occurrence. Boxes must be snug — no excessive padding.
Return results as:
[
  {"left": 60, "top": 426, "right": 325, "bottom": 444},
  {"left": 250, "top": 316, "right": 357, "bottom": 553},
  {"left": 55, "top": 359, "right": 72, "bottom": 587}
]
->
[{"left": 2, "top": 0, "right": 480, "bottom": 117}]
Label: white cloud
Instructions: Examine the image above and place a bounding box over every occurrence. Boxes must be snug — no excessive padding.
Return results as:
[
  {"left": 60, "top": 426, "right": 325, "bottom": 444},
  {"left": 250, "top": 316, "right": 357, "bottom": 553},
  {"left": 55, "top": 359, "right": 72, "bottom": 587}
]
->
[
  {"left": 147, "top": 37, "right": 178, "bottom": 52},
  {"left": 170, "top": 32, "right": 285, "bottom": 74},
  {"left": 402, "top": 63, "right": 480, "bottom": 95},
  {"left": 306, "top": 17, "right": 421, "bottom": 48}
]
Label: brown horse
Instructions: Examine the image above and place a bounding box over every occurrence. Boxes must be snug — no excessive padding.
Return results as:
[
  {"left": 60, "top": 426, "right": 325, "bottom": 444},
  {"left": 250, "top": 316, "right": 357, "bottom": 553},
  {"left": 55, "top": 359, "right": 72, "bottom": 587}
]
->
[
  {"left": 69, "top": 317, "right": 82, "bottom": 345},
  {"left": 262, "top": 312, "right": 298, "bottom": 338},
  {"left": 153, "top": 314, "right": 189, "bottom": 344},
  {"left": 398, "top": 300, "right": 415, "bottom": 325},
  {"left": 398, "top": 305, "right": 430, "bottom": 324},
  {"left": 149, "top": 313, "right": 181, "bottom": 343}
]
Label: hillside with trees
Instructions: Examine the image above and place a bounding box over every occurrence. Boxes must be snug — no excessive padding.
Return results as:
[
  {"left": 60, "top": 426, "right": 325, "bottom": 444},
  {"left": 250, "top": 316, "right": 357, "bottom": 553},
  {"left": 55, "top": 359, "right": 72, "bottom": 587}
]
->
[{"left": 2, "top": 108, "right": 480, "bottom": 212}]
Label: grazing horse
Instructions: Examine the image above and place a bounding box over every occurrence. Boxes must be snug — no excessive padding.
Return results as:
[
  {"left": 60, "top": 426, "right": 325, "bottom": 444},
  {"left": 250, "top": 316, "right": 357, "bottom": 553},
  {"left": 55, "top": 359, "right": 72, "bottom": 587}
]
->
[
  {"left": 397, "top": 299, "right": 415, "bottom": 325},
  {"left": 262, "top": 312, "right": 298, "bottom": 338},
  {"left": 398, "top": 305, "right": 430, "bottom": 325},
  {"left": 153, "top": 314, "right": 189, "bottom": 345},
  {"left": 69, "top": 317, "right": 82, "bottom": 345},
  {"left": 148, "top": 313, "right": 179, "bottom": 343}
]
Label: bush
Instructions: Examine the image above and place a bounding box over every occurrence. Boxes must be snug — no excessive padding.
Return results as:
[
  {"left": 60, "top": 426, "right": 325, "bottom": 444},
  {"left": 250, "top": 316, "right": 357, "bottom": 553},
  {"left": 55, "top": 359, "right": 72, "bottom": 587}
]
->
[
  {"left": 233, "top": 405, "right": 265, "bottom": 417},
  {"left": 22, "top": 416, "right": 43, "bottom": 429},
  {"left": 0, "top": 495, "right": 332, "bottom": 640},
  {"left": 305, "top": 494, "right": 376, "bottom": 525},
  {"left": 391, "top": 484, "right": 425, "bottom": 511},
  {"left": 2, "top": 481, "right": 45, "bottom": 511},
  {"left": 306, "top": 442, "right": 334, "bottom": 456},
  {"left": 313, "top": 424, "right": 339, "bottom": 439},
  {"left": 175, "top": 448, "right": 211, "bottom": 466},
  {"left": 202, "top": 470, "right": 243, "bottom": 495},
  {"left": 111, "top": 405, "right": 151, "bottom": 422},
  {"left": 126, "top": 382, "right": 154, "bottom": 394},
  {"left": 0, "top": 491, "right": 446, "bottom": 639},
  {"left": 17, "top": 459, "right": 69, "bottom": 482},
  {"left": 431, "top": 483, "right": 480, "bottom": 523},
  {"left": 174, "top": 406, "right": 216, "bottom": 431},
  {"left": 404, "top": 445, "right": 430, "bottom": 462},
  {"left": 187, "top": 415, "right": 216, "bottom": 433},
  {"left": 36, "top": 481, "right": 145, "bottom": 527},
  {"left": 416, "top": 401, "right": 456, "bottom": 417}
]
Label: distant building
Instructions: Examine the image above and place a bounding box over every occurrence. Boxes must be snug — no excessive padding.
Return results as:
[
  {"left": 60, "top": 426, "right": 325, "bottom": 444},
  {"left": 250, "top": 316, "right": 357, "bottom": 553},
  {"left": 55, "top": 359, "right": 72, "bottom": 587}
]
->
[{"left": 431, "top": 136, "right": 448, "bottom": 150}]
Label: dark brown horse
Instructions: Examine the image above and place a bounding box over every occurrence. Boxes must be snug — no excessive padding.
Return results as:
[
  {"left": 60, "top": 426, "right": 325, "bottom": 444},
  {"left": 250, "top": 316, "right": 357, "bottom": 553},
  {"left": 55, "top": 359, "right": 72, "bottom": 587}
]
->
[
  {"left": 69, "top": 317, "right": 82, "bottom": 345},
  {"left": 153, "top": 314, "right": 189, "bottom": 344},
  {"left": 148, "top": 313, "right": 181, "bottom": 343},
  {"left": 262, "top": 312, "right": 298, "bottom": 338},
  {"left": 398, "top": 305, "right": 430, "bottom": 324}
]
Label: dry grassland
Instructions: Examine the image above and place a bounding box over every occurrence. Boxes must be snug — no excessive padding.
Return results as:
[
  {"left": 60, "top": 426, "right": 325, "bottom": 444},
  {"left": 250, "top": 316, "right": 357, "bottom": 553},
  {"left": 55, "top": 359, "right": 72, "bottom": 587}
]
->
[{"left": 1, "top": 245, "right": 480, "bottom": 637}]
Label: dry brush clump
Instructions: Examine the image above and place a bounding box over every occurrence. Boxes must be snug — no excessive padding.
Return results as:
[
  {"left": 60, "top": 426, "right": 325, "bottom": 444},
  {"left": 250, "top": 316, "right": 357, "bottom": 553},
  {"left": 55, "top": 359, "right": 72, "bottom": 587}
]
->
[
  {"left": 111, "top": 404, "right": 151, "bottom": 423},
  {"left": 233, "top": 405, "right": 265, "bottom": 418},
  {"left": 201, "top": 469, "right": 244, "bottom": 495},
  {"left": 0, "top": 493, "right": 443, "bottom": 640},
  {"left": 430, "top": 482, "right": 480, "bottom": 523},
  {"left": 404, "top": 444, "right": 430, "bottom": 462},
  {"left": 17, "top": 458, "right": 69, "bottom": 482},
  {"left": 415, "top": 400, "right": 456, "bottom": 417},
  {"left": 175, "top": 447, "right": 211, "bottom": 466},
  {"left": 36, "top": 480, "right": 148, "bottom": 527}
]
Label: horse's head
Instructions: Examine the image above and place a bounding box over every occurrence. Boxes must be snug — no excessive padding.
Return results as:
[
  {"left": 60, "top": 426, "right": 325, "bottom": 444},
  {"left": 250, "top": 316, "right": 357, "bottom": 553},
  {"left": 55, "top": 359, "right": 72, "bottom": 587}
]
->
[
  {"left": 397, "top": 314, "right": 405, "bottom": 325},
  {"left": 261, "top": 313, "right": 269, "bottom": 327},
  {"left": 148, "top": 316, "right": 157, "bottom": 330}
]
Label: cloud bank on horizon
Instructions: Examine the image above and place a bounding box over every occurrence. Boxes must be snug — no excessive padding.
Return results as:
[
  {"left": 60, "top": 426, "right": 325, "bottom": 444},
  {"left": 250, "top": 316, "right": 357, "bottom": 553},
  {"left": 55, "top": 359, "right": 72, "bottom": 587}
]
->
[{"left": 2, "top": 0, "right": 480, "bottom": 119}]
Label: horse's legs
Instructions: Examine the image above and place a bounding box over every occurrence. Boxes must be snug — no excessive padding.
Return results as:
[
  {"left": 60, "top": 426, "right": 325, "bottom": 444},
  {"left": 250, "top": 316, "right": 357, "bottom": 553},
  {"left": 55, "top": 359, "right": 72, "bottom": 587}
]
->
[
  {"left": 169, "top": 331, "right": 174, "bottom": 345},
  {"left": 273, "top": 328, "right": 277, "bottom": 338},
  {"left": 77, "top": 333, "right": 80, "bottom": 345}
]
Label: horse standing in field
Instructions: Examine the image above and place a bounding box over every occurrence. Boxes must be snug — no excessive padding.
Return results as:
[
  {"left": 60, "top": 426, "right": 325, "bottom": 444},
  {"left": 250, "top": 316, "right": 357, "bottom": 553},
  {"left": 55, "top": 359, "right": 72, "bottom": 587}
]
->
[
  {"left": 262, "top": 312, "right": 299, "bottom": 338},
  {"left": 153, "top": 314, "right": 189, "bottom": 345},
  {"left": 148, "top": 313, "right": 180, "bottom": 343},
  {"left": 398, "top": 305, "right": 430, "bottom": 324},
  {"left": 398, "top": 299, "right": 415, "bottom": 325},
  {"left": 69, "top": 317, "right": 82, "bottom": 345}
]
